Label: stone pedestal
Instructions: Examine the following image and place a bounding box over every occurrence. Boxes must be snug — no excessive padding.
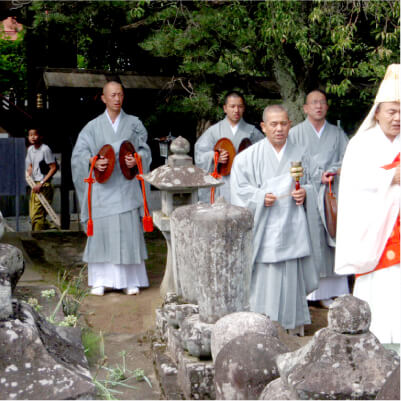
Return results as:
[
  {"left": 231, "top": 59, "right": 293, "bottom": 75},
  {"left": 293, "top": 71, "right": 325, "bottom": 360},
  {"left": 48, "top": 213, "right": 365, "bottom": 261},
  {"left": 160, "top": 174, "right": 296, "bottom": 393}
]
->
[
  {"left": 155, "top": 298, "right": 216, "bottom": 399},
  {"left": 153, "top": 211, "right": 175, "bottom": 297},
  {"left": 170, "top": 198, "right": 253, "bottom": 323}
]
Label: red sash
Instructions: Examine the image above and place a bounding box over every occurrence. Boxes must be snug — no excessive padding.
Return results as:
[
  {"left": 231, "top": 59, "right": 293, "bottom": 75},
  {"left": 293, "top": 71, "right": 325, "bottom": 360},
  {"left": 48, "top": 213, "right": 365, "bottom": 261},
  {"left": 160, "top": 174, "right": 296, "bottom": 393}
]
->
[{"left": 357, "top": 153, "right": 400, "bottom": 278}]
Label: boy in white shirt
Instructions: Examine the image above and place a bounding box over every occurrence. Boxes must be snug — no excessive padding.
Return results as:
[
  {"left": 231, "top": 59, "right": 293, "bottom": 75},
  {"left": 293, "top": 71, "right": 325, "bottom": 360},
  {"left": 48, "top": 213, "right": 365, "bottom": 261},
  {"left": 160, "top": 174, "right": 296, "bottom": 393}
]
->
[{"left": 25, "top": 128, "right": 57, "bottom": 231}]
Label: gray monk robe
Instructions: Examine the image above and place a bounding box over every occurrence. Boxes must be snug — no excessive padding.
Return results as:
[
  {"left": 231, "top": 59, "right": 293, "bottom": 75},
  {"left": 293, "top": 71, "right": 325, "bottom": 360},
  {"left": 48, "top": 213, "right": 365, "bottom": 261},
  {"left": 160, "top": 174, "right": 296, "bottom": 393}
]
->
[
  {"left": 230, "top": 138, "right": 320, "bottom": 329},
  {"left": 290, "top": 119, "right": 349, "bottom": 300},
  {"left": 71, "top": 110, "right": 151, "bottom": 287},
  {"left": 195, "top": 117, "right": 263, "bottom": 203}
]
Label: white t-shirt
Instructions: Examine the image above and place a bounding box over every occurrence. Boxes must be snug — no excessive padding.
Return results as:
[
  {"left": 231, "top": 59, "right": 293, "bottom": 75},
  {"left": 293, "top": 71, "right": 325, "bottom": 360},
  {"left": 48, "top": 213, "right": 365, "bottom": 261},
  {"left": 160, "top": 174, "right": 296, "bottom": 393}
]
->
[{"left": 26, "top": 144, "right": 55, "bottom": 181}]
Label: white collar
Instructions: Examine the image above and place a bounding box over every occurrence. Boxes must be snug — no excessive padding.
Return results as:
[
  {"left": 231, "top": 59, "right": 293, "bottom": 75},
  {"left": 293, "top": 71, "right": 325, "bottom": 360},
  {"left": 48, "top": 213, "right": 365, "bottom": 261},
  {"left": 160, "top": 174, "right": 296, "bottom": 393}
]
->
[
  {"left": 307, "top": 119, "right": 327, "bottom": 138},
  {"left": 272, "top": 140, "right": 287, "bottom": 162},
  {"left": 105, "top": 110, "right": 122, "bottom": 133}
]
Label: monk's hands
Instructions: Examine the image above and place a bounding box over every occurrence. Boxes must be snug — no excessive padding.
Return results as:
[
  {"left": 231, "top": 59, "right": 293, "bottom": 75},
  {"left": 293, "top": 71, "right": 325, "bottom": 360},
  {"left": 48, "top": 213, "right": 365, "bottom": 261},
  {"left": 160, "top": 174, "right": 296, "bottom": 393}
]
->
[
  {"left": 264, "top": 193, "right": 277, "bottom": 207},
  {"left": 291, "top": 187, "right": 306, "bottom": 206},
  {"left": 391, "top": 165, "right": 400, "bottom": 185},
  {"left": 92, "top": 156, "right": 109, "bottom": 172},
  {"left": 124, "top": 154, "right": 137, "bottom": 169},
  {"left": 218, "top": 150, "right": 229, "bottom": 164}
]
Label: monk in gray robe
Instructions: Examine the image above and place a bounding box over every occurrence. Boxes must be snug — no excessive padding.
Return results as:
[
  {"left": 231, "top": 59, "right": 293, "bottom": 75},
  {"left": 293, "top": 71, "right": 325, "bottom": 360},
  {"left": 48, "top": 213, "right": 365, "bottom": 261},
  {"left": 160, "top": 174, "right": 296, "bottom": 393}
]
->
[
  {"left": 231, "top": 104, "right": 321, "bottom": 334},
  {"left": 71, "top": 81, "right": 151, "bottom": 296},
  {"left": 290, "top": 89, "right": 349, "bottom": 308},
  {"left": 195, "top": 91, "right": 264, "bottom": 203}
]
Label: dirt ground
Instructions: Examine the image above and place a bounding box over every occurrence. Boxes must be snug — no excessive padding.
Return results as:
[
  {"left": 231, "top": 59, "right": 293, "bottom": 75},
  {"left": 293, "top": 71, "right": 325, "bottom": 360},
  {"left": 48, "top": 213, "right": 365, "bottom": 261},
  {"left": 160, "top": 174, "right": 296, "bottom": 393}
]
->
[{"left": 4, "top": 229, "right": 329, "bottom": 400}]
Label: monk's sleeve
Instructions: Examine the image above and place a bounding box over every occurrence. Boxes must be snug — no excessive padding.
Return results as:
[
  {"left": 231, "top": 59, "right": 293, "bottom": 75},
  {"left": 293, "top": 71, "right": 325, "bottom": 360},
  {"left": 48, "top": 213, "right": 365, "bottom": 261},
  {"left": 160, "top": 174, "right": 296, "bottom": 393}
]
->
[
  {"left": 329, "top": 128, "right": 349, "bottom": 172},
  {"left": 133, "top": 120, "right": 152, "bottom": 173},
  {"left": 71, "top": 127, "right": 93, "bottom": 209},
  {"left": 250, "top": 127, "right": 264, "bottom": 144},
  {"left": 195, "top": 128, "right": 215, "bottom": 173}
]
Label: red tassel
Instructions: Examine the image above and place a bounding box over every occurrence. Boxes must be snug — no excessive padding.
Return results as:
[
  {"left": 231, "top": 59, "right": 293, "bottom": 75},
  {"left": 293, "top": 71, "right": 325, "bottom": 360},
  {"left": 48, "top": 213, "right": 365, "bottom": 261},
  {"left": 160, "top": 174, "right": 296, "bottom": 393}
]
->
[
  {"left": 143, "top": 215, "right": 154, "bottom": 232},
  {"left": 87, "top": 219, "right": 94, "bottom": 237}
]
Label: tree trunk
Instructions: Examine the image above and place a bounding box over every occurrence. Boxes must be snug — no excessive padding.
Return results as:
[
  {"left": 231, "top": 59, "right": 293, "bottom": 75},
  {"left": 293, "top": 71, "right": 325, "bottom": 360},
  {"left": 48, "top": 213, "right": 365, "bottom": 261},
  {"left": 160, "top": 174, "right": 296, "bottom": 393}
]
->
[
  {"left": 272, "top": 60, "right": 305, "bottom": 125},
  {"left": 196, "top": 118, "right": 212, "bottom": 139}
]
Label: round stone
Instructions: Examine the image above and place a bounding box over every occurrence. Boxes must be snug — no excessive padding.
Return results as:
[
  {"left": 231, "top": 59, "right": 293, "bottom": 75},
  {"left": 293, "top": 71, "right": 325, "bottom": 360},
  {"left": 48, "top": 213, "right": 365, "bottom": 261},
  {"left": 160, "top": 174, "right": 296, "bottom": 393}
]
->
[
  {"left": 170, "top": 136, "right": 190, "bottom": 155},
  {"left": 328, "top": 294, "right": 371, "bottom": 334},
  {"left": 214, "top": 332, "right": 288, "bottom": 400},
  {"left": 211, "top": 312, "right": 278, "bottom": 361}
]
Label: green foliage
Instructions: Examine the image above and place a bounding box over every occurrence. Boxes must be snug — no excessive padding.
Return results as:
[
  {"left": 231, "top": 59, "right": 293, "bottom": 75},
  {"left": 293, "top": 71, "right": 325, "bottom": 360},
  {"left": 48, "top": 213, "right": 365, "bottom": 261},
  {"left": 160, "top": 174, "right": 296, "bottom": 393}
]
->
[
  {"left": 82, "top": 329, "right": 104, "bottom": 366},
  {"left": 21, "top": 0, "right": 400, "bottom": 132},
  {"left": 0, "top": 33, "right": 26, "bottom": 95},
  {"left": 137, "top": 0, "right": 400, "bottom": 129},
  {"left": 57, "top": 266, "right": 89, "bottom": 317},
  {"left": 29, "top": 1, "right": 144, "bottom": 70},
  {"left": 254, "top": 0, "right": 400, "bottom": 125}
]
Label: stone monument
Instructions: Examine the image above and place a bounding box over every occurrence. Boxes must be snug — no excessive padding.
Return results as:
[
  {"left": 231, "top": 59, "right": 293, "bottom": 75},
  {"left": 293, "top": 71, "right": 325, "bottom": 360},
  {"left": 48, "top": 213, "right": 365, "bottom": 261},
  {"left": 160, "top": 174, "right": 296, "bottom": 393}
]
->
[
  {"left": 142, "top": 136, "right": 222, "bottom": 297},
  {"left": 0, "top": 242, "right": 95, "bottom": 399},
  {"left": 260, "top": 295, "right": 400, "bottom": 400},
  {"left": 154, "top": 198, "right": 255, "bottom": 399}
]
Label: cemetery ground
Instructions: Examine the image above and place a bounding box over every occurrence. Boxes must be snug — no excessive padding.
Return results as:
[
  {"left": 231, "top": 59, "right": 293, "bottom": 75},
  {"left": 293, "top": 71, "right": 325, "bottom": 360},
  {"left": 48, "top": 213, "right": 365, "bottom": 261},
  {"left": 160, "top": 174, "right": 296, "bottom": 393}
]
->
[{"left": 2, "top": 228, "right": 329, "bottom": 400}]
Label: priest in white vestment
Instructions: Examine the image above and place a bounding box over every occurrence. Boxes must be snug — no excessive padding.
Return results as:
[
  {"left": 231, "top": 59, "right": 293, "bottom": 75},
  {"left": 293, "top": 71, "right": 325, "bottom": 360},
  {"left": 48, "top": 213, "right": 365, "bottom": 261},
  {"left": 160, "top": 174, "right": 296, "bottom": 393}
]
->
[
  {"left": 335, "top": 64, "right": 400, "bottom": 344},
  {"left": 72, "top": 81, "right": 151, "bottom": 296},
  {"left": 195, "top": 91, "right": 264, "bottom": 203},
  {"left": 231, "top": 104, "right": 322, "bottom": 334},
  {"left": 290, "top": 89, "right": 350, "bottom": 308}
]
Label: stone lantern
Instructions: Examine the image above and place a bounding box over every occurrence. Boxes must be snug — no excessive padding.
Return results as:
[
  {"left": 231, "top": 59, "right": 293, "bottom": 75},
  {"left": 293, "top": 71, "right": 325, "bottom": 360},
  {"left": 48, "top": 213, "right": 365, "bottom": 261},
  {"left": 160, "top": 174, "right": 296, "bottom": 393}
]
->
[{"left": 142, "top": 136, "right": 222, "bottom": 296}]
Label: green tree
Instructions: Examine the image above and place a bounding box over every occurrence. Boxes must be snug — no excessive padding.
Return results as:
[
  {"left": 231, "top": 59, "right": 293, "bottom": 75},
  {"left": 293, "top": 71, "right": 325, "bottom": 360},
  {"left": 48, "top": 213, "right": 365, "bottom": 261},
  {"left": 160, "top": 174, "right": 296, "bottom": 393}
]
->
[
  {"left": 0, "top": 32, "right": 26, "bottom": 96},
  {"left": 137, "top": 0, "right": 400, "bottom": 133},
  {"left": 29, "top": 1, "right": 139, "bottom": 70}
]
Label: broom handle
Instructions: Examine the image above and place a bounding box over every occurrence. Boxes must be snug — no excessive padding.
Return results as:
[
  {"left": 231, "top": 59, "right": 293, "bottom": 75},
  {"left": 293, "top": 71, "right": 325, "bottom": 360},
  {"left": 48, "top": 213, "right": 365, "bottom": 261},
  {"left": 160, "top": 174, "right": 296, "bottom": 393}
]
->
[{"left": 26, "top": 173, "right": 61, "bottom": 228}]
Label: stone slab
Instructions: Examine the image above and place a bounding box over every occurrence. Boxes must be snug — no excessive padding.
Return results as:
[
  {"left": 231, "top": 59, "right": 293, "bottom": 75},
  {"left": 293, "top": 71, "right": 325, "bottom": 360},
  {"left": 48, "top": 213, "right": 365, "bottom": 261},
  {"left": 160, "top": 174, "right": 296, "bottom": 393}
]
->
[
  {"left": 164, "top": 324, "right": 215, "bottom": 399},
  {"left": 153, "top": 346, "right": 184, "bottom": 400}
]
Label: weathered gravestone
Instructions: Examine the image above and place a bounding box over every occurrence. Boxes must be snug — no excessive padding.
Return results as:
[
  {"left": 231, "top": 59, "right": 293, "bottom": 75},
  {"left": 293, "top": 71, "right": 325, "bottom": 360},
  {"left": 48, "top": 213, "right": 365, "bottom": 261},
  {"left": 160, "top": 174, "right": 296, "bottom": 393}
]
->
[
  {"left": 170, "top": 198, "right": 254, "bottom": 359},
  {"left": 154, "top": 199, "right": 255, "bottom": 399},
  {"left": 214, "top": 332, "right": 288, "bottom": 400},
  {"left": 0, "top": 243, "right": 95, "bottom": 400},
  {"left": 260, "top": 295, "right": 400, "bottom": 400}
]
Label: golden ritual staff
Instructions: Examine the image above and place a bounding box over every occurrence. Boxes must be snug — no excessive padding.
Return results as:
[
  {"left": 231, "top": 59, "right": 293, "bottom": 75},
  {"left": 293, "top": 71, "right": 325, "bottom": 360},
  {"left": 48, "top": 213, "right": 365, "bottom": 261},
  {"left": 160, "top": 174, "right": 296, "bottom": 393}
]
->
[{"left": 290, "top": 161, "right": 303, "bottom": 190}]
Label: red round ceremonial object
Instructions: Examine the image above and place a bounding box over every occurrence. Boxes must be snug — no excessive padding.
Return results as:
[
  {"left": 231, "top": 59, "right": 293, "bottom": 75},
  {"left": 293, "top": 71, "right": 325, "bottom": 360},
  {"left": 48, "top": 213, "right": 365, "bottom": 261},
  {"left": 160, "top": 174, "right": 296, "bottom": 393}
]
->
[
  {"left": 119, "top": 140, "right": 138, "bottom": 180},
  {"left": 238, "top": 138, "right": 252, "bottom": 153},
  {"left": 94, "top": 144, "right": 115, "bottom": 183},
  {"left": 214, "top": 137, "right": 236, "bottom": 176}
]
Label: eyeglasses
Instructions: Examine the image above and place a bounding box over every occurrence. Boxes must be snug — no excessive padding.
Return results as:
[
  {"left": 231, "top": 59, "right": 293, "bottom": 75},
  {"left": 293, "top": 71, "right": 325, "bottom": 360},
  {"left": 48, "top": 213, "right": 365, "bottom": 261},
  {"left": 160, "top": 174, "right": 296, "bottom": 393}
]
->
[{"left": 308, "top": 100, "right": 327, "bottom": 106}]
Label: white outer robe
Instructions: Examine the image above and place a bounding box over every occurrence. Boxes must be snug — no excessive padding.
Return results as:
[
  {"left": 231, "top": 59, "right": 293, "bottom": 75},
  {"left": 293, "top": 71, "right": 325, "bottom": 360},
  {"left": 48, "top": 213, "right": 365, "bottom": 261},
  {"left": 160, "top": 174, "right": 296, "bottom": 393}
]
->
[
  {"left": 195, "top": 117, "right": 264, "bottom": 203},
  {"left": 335, "top": 125, "right": 399, "bottom": 343},
  {"left": 230, "top": 138, "right": 320, "bottom": 329}
]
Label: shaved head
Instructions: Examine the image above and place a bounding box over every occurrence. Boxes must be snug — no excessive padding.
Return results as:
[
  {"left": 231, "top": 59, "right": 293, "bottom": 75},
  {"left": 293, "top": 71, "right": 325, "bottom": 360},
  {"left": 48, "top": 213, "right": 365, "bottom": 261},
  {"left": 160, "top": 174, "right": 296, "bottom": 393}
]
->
[
  {"left": 263, "top": 104, "right": 289, "bottom": 122},
  {"left": 103, "top": 81, "right": 123, "bottom": 95}
]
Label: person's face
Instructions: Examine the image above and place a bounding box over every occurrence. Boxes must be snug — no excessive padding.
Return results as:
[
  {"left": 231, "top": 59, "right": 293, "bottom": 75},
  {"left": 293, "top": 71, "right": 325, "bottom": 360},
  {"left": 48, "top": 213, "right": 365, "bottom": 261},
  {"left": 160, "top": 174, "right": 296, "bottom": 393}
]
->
[
  {"left": 260, "top": 110, "right": 291, "bottom": 151},
  {"left": 303, "top": 91, "right": 328, "bottom": 123},
  {"left": 101, "top": 83, "right": 124, "bottom": 114},
  {"left": 375, "top": 101, "right": 400, "bottom": 141},
  {"left": 223, "top": 96, "right": 245, "bottom": 125},
  {"left": 28, "top": 130, "right": 41, "bottom": 146}
]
